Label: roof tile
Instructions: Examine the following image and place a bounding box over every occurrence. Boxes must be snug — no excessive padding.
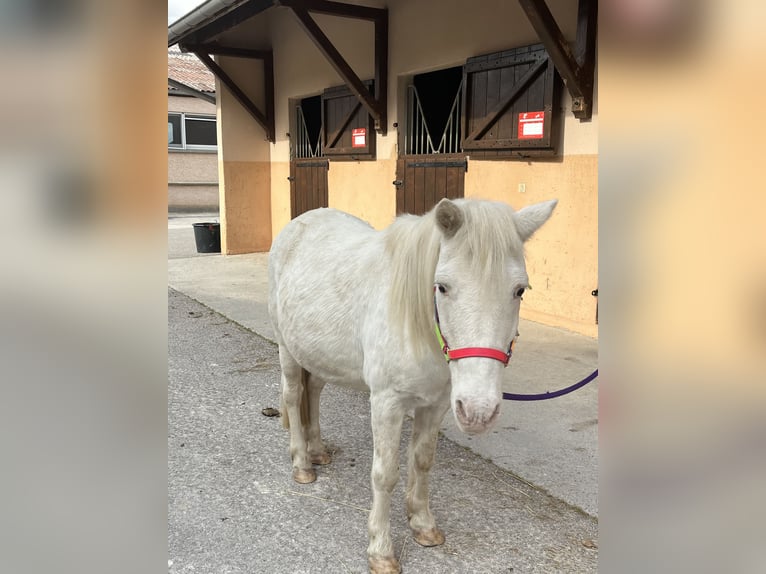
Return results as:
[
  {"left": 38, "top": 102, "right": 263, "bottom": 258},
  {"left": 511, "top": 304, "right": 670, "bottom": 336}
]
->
[{"left": 168, "top": 46, "right": 216, "bottom": 94}]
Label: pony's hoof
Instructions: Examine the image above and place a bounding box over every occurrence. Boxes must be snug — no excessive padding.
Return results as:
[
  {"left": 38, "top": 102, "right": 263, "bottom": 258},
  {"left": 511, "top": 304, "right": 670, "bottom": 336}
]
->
[
  {"left": 310, "top": 451, "right": 332, "bottom": 465},
  {"left": 413, "top": 527, "right": 445, "bottom": 547},
  {"left": 292, "top": 468, "right": 317, "bottom": 484},
  {"left": 368, "top": 556, "right": 400, "bottom": 574}
]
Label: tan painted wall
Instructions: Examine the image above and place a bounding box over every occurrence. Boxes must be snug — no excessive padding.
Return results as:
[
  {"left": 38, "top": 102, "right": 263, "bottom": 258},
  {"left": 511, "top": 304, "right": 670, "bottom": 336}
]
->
[
  {"left": 327, "top": 158, "right": 398, "bottom": 230},
  {"left": 215, "top": 56, "right": 272, "bottom": 253},
  {"left": 465, "top": 155, "right": 598, "bottom": 336}
]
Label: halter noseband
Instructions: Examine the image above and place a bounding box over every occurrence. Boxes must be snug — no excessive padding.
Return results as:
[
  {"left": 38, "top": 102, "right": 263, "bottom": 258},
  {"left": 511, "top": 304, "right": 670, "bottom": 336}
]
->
[{"left": 433, "top": 287, "right": 515, "bottom": 367}]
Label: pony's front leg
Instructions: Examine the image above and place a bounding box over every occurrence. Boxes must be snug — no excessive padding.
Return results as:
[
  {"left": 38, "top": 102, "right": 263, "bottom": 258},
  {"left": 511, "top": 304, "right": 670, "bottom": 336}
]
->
[
  {"left": 367, "top": 394, "right": 405, "bottom": 574},
  {"left": 406, "top": 395, "right": 450, "bottom": 547}
]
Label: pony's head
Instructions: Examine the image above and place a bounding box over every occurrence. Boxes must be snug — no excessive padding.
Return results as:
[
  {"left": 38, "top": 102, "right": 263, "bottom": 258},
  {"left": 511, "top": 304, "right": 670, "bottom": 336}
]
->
[{"left": 432, "top": 198, "right": 557, "bottom": 434}]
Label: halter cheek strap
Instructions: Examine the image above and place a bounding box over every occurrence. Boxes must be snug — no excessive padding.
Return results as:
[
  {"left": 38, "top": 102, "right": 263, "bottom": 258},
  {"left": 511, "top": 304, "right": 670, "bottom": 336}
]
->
[{"left": 433, "top": 288, "right": 515, "bottom": 367}]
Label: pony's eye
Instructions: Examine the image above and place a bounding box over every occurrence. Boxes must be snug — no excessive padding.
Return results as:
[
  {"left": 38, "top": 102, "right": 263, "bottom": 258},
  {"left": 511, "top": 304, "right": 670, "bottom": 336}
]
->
[
  {"left": 515, "top": 287, "right": 525, "bottom": 298},
  {"left": 437, "top": 284, "right": 447, "bottom": 295}
]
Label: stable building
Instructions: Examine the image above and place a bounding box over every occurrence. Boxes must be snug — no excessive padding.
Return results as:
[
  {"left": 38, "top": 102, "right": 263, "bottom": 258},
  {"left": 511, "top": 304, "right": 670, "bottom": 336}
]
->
[{"left": 168, "top": 0, "right": 597, "bottom": 337}]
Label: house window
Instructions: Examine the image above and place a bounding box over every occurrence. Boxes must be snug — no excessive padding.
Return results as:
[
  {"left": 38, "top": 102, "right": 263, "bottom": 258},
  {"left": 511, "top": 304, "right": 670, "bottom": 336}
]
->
[{"left": 168, "top": 113, "right": 217, "bottom": 150}]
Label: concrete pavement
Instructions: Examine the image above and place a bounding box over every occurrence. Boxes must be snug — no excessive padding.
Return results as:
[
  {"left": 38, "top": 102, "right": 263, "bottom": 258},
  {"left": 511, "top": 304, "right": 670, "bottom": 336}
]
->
[{"left": 168, "top": 212, "right": 599, "bottom": 572}]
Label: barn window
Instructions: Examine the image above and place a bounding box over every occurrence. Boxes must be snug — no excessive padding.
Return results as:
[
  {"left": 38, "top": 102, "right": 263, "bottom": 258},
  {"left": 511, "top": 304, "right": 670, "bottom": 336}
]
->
[
  {"left": 293, "top": 95, "right": 322, "bottom": 159},
  {"left": 404, "top": 66, "right": 463, "bottom": 155},
  {"left": 321, "top": 81, "right": 376, "bottom": 161},
  {"left": 461, "top": 44, "right": 562, "bottom": 158}
]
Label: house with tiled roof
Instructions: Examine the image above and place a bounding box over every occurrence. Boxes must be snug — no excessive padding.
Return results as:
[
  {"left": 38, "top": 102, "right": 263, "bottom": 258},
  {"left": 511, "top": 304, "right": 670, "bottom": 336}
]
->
[{"left": 168, "top": 45, "right": 219, "bottom": 212}]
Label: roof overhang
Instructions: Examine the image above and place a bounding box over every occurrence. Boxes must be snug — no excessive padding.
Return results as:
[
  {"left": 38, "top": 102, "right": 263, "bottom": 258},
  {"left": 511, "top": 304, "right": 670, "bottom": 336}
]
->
[
  {"left": 167, "top": 0, "right": 389, "bottom": 139},
  {"left": 168, "top": 0, "right": 275, "bottom": 47}
]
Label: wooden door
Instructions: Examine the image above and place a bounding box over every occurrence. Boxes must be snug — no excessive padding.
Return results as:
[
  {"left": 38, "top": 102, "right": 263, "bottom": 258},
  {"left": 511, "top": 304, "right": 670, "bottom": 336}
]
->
[
  {"left": 395, "top": 155, "right": 466, "bottom": 215},
  {"left": 289, "top": 159, "right": 328, "bottom": 219}
]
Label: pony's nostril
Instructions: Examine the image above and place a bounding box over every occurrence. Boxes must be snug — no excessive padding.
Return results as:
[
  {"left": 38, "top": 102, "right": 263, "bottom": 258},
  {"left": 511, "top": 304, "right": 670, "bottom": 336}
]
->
[{"left": 455, "top": 399, "right": 466, "bottom": 420}]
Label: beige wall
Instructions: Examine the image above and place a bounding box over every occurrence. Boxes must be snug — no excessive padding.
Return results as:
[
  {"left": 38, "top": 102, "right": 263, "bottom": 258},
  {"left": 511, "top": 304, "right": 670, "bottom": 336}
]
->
[
  {"left": 215, "top": 56, "right": 272, "bottom": 253},
  {"left": 213, "top": 0, "right": 597, "bottom": 335}
]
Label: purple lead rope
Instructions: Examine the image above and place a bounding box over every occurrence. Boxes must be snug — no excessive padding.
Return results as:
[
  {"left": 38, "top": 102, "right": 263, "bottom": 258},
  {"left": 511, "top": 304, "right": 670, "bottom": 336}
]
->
[{"left": 502, "top": 369, "right": 598, "bottom": 401}]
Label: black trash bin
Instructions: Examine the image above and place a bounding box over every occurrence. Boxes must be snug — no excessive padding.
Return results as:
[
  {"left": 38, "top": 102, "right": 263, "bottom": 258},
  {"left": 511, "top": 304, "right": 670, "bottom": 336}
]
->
[{"left": 192, "top": 222, "right": 221, "bottom": 253}]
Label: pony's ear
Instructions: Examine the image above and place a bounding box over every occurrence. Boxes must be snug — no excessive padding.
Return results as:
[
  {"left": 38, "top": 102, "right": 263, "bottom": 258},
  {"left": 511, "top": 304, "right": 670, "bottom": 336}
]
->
[
  {"left": 513, "top": 199, "right": 558, "bottom": 242},
  {"left": 434, "top": 198, "right": 464, "bottom": 238}
]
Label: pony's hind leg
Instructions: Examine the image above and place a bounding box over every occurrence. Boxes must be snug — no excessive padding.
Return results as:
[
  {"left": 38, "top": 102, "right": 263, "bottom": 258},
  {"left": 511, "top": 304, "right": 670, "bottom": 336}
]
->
[
  {"left": 278, "top": 345, "right": 315, "bottom": 484},
  {"left": 306, "top": 374, "right": 331, "bottom": 465},
  {"left": 406, "top": 394, "right": 450, "bottom": 548}
]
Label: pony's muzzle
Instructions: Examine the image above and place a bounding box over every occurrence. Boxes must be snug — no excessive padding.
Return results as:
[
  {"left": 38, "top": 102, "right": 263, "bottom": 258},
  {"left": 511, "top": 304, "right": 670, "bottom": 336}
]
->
[{"left": 453, "top": 399, "right": 501, "bottom": 435}]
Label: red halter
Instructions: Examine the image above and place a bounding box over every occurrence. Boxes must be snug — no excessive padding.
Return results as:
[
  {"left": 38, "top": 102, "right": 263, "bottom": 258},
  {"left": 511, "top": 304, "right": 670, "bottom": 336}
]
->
[{"left": 433, "top": 287, "right": 515, "bottom": 367}]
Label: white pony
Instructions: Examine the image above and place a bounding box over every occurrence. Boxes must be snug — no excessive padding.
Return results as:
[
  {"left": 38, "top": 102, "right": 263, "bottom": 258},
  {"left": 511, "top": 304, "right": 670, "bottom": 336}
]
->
[{"left": 268, "top": 198, "right": 556, "bottom": 573}]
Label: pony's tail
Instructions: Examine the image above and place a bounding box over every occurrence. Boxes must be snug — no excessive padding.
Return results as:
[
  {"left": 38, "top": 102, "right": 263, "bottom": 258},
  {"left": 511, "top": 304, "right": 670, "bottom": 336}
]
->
[{"left": 281, "top": 368, "right": 311, "bottom": 430}]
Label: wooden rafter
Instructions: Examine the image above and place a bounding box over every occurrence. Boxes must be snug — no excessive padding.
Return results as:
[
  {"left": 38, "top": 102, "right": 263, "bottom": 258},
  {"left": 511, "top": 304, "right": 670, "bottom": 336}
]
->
[
  {"left": 280, "top": 0, "right": 383, "bottom": 20},
  {"left": 194, "top": 50, "right": 276, "bottom": 142},
  {"left": 281, "top": 0, "right": 388, "bottom": 134},
  {"left": 518, "top": 0, "right": 596, "bottom": 120},
  {"left": 183, "top": 43, "right": 272, "bottom": 60}
]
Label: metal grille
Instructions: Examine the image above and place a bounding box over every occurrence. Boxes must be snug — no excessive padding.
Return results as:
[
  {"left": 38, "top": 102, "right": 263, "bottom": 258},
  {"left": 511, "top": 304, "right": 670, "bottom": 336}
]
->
[
  {"left": 405, "top": 79, "right": 463, "bottom": 155},
  {"left": 293, "top": 106, "right": 322, "bottom": 159}
]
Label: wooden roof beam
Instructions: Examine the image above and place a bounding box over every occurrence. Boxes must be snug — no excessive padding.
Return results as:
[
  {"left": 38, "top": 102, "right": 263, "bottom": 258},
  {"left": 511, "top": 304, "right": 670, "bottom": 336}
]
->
[
  {"left": 182, "top": 43, "right": 273, "bottom": 60},
  {"left": 279, "top": 0, "right": 385, "bottom": 21},
  {"left": 518, "top": 0, "right": 596, "bottom": 120},
  {"left": 194, "top": 50, "right": 276, "bottom": 142},
  {"left": 283, "top": 1, "right": 388, "bottom": 134}
]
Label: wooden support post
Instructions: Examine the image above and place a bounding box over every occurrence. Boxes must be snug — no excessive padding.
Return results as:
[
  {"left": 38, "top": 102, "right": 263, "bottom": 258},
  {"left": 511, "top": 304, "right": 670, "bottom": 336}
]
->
[
  {"left": 518, "top": 0, "right": 596, "bottom": 120},
  {"left": 287, "top": 6, "right": 383, "bottom": 128},
  {"left": 374, "top": 10, "right": 388, "bottom": 134}
]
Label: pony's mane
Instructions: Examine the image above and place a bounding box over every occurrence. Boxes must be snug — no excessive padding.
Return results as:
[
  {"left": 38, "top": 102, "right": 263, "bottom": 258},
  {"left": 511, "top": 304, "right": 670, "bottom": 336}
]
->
[{"left": 384, "top": 199, "right": 524, "bottom": 358}]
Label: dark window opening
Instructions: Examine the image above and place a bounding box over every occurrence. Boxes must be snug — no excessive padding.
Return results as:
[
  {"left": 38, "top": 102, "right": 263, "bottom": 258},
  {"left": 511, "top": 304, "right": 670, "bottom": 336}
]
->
[
  {"left": 185, "top": 117, "right": 217, "bottom": 147},
  {"left": 294, "top": 95, "right": 322, "bottom": 158},
  {"left": 301, "top": 96, "right": 321, "bottom": 152},
  {"left": 406, "top": 66, "right": 463, "bottom": 155}
]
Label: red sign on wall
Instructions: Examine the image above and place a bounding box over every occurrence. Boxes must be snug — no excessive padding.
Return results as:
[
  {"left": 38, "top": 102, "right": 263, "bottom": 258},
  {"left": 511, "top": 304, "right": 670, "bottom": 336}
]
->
[
  {"left": 518, "top": 111, "right": 545, "bottom": 139},
  {"left": 352, "top": 128, "right": 366, "bottom": 148}
]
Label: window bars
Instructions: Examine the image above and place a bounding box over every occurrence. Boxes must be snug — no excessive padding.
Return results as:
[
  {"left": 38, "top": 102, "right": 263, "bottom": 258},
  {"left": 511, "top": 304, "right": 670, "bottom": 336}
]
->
[
  {"left": 293, "top": 106, "right": 322, "bottom": 159},
  {"left": 405, "top": 79, "right": 463, "bottom": 155}
]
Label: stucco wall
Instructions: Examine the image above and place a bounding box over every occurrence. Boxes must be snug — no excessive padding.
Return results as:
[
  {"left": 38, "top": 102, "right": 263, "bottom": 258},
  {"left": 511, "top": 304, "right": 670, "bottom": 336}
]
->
[
  {"left": 168, "top": 94, "right": 219, "bottom": 211},
  {"left": 168, "top": 93, "right": 216, "bottom": 115},
  {"left": 213, "top": 0, "right": 597, "bottom": 335}
]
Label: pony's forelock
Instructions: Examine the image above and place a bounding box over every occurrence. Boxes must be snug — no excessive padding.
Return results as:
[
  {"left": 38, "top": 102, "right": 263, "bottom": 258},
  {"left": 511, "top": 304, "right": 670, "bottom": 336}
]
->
[{"left": 385, "top": 200, "right": 525, "bottom": 358}]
